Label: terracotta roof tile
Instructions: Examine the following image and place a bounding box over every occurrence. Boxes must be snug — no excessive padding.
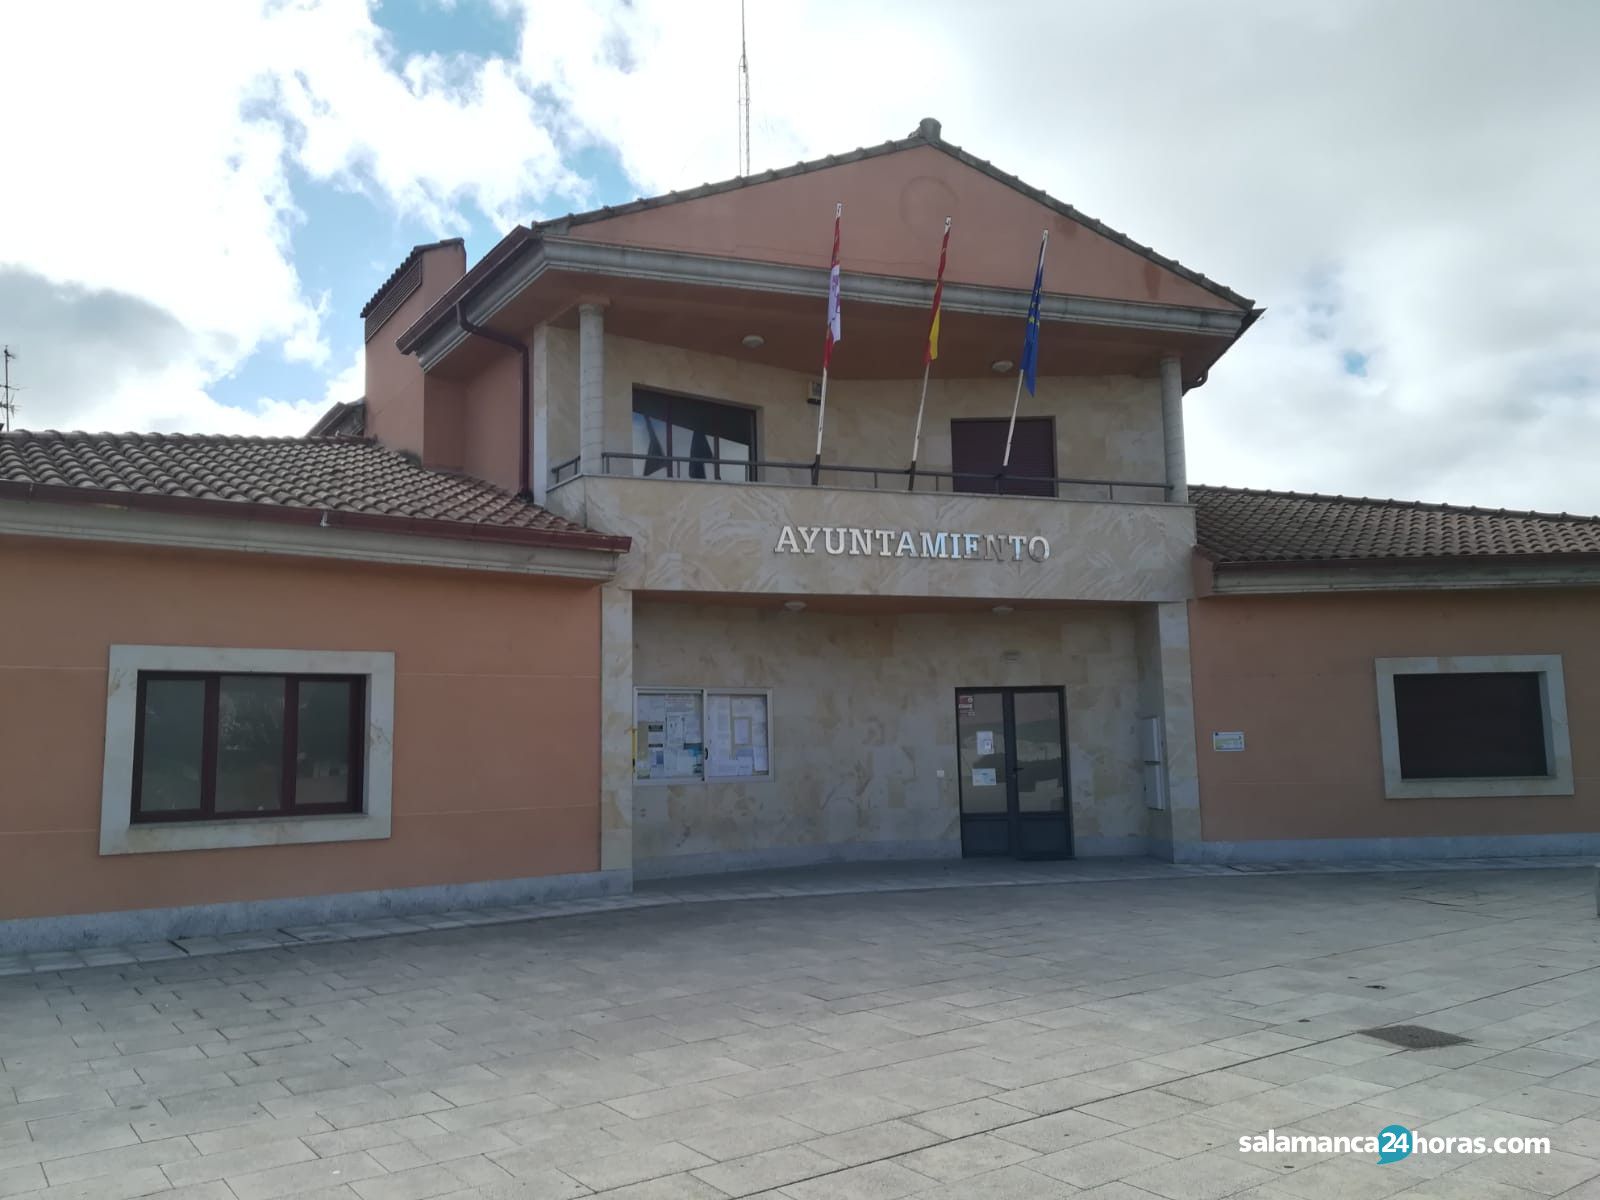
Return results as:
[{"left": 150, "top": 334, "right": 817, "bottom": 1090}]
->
[
  {"left": 0, "top": 430, "right": 627, "bottom": 552},
  {"left": 1193, "top": 485, "right": 1600, "bottom": 565}
]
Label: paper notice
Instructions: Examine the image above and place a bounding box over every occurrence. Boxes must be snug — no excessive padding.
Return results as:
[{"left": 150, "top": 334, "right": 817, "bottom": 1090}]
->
[
  {"left": 976, "top": 730, "right": 994, "bottom": 756},
  {"left": 972, "top": 767, "right": 997, "bottom": 787}
]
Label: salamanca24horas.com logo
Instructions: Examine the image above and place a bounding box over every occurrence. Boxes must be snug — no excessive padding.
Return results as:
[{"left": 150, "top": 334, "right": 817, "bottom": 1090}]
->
[{"left": 1239, "top": 1127, "right": 1551, "bottom": 1163}]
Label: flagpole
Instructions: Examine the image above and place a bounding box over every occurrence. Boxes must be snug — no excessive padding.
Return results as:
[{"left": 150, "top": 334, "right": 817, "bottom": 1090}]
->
[
  {"left": 1001, "top": 229, "right": 1049, "bottom": 477},
  {"left": 1001, "top": 367, "right": 1027, "bottom": 470},
  {"left": 812, "top": 202, "right": 843, "bottom": 486},
  {"left": 908, "top": 216, "right": 951, "bottom": 492},
  {"left": 811, "top": 365, "right": 829, "bottom": 485},
  {"left": 906, "top": 361, "right": 931, "bottom": 491}
]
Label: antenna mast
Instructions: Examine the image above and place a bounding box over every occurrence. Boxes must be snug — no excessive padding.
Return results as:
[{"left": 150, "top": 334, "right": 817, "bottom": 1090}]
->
[
  {"left": 737, "top": 0, "right": 751, "bottom": 176},
  {"left": 0, "top": 347, "right": 16, "bottom": 433}
]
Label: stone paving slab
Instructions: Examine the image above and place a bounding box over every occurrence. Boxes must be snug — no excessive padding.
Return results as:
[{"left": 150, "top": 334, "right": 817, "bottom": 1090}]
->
[
  {"left": 3, "top": 854, "right": 1596, "bottom": 976},
  {"left": 0, "top": 868, "right": 1598, "bottom": 1199}
]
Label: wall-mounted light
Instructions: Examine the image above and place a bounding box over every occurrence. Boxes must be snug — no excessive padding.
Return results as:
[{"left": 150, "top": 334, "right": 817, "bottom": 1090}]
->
[
  {"left": 990, "top": 359, "right": 1014, "bottom": 374},
  {"left": 741, "top": 334, "right": 766, "bottom": 349},
  {"left": 783, "top": 600, "right": 806, "bottom": 613}
]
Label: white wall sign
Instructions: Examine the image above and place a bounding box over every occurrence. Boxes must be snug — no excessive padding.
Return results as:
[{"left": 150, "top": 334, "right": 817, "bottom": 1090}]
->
[
  {"left": 1211, "top": 731, "right": 1246, "bottom": 752},
  {"left": 773, "top": 525, "right": 1050, "bottom": 563}
]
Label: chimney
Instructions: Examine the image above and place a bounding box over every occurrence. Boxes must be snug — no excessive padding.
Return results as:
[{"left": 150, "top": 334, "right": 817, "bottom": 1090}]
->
[
  {"left": 360, "top": 240, "right": 467, "bottom": 459},
  {"left": 916, "top": 117, "right": 942, "bottom": 141}
]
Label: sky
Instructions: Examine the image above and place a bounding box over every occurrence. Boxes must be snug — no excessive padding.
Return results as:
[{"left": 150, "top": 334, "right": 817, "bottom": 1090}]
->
[{"left": 1, "top": 0, "right": 1596, "bottom": 512}]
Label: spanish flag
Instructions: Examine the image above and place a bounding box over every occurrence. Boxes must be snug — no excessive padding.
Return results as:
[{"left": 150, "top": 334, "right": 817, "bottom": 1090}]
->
[{"left": 923, "top": 217, "right": 951, "bottom": 366}]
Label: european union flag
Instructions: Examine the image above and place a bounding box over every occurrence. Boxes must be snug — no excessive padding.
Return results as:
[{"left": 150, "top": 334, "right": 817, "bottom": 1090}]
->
[{"left": 1018, "top": 232, "right": 1048, "bottom": 395}]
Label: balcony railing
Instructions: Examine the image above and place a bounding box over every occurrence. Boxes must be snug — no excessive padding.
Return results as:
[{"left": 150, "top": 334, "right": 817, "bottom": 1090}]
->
[{"left": 548, "top": 452, "right": 1172, "bottom": 502}]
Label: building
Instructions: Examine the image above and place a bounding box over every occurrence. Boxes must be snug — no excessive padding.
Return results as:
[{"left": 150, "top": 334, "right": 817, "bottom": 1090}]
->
[
  {"left": 364, "top": 116, "right": 1261, "bottom": 879},
  {"left": 1187, "top": 486, "right": 1600, "bottom": 862},
  {"left": 0, "top": 433, "right": 629, "bottom": 948},
  {"left": 3, "top": 118, "right": 1594, "bottom": 950}
]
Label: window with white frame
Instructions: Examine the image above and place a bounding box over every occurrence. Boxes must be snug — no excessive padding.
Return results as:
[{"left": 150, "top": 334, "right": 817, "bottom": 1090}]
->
[
  {"left": 101, "top": 646, "right": 394, "bottom": 855},
  {"left": 1374, "top": 655, "right": 1573, "bottom": 800},
  {"left": 634, "top": 687, "right": 770, "bottom": 782}
]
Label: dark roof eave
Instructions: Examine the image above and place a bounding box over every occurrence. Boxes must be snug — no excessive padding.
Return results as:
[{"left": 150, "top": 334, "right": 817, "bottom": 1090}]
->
[
  {"left": 395, "top": 227, "right": 538, "bottom": 355},
  {"left": 0, "top": 479, "right": 632, "bottom": 556},
  {"left": 1210, "top": 551, "right": 1600, "bottom": 572}
]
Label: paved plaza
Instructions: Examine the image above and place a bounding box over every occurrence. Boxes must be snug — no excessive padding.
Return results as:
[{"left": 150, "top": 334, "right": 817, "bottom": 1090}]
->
[{"left": 2, "top": 867, "right": 1599, "bottom": 1199}]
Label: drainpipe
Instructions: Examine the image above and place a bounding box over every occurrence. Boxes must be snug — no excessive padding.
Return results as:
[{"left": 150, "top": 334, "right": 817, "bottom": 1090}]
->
[
  {"left": 1159, "top": 355, "right": 1187, "bottom": 505},
  {"left": 455, "top": 302, "right": 532, "bottom": 499}
]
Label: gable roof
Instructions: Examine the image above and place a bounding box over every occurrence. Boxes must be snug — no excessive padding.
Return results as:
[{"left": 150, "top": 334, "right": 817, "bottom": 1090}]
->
[
  {"left": 535, "top": 118, "right": 1252, "bottom": 311},
  {"left": 1193, "top": 484, "right": 1600, "bottom": 567},
  {"left": 0, "top": 430, "right": 628, "bottom": 553}
]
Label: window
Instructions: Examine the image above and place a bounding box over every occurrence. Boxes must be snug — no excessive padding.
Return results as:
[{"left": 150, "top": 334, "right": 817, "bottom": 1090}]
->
[
  {"left": 950, "top": 417, "right": 1057, "bottom": 497},
  {"left": 102, "top": 646, "right": 393, "bottom": 856},
  {"left": 1374, "top": 656, "right": 1573, "bottom": 800},
  {"left": 133, "top": 673, "right": 364, "bottom": 822},
  {"left": 1393, "top": 672, "right": 1547, "bottom": 780},
  {"left": 631, "top": 388, "right": 756, "bottom": 482},
  {"left": 635, "top": 687, "right": 770, "bottom": 783}
]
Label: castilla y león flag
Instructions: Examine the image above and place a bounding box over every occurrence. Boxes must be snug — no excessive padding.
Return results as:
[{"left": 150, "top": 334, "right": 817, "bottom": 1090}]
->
[{"left": 823, "top": 203, "right": 842, "bottom": 369}]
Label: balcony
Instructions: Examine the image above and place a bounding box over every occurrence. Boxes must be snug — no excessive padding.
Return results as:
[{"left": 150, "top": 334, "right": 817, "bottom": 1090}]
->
[
  {"left": 543, "top": 452, "right": 1195, "bottom": 605},
  {"left": 550, "top": 452, "right": 1172, "bottom": 505}
]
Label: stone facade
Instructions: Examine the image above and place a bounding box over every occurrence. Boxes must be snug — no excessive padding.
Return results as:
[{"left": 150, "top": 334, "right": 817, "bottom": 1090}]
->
[
  {"left": 631, "top": 601, "right": 1152, "bottom": 875},
  {"left": 550, "top": 474, "right": 1193, "bottom": 603},
  {"left": 544, "top": 328, "right": 1167, "bottom": 492},
  {"left": 539, "top": 319, "right": 1197, "bottom": 873}
]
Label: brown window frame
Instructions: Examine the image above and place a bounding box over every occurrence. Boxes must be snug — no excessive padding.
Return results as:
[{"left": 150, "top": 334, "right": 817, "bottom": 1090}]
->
[
  {"left": 130, "top": 672, "right": 366, "bottom": 824},
  {"left": 631, "top": 386, "right": 759, "bottom": 482},
  {"left": 949, "top": 416, "right": 1058, "bottom": 498}
]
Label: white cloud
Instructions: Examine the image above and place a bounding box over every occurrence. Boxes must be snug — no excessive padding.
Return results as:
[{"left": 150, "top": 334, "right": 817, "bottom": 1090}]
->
[{"left": 0, "top": 0, "right": 588, "bottom": 437}]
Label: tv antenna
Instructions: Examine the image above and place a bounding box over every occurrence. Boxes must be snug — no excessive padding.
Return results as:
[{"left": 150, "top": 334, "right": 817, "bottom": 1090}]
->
[
  {"left": 737, "top": 0, "right": 751, "bottom": 176},
  {"left": 0, "top": 347, "right": 16, "bottom": 432}
]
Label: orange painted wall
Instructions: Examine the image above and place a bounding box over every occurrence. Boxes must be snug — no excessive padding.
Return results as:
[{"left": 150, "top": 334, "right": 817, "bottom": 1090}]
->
[
  {"left": 462, "top": 346, "right": 525, "bottom": 494},
  {"left": 0, "top": 535, "right": 602, "bottom": 921},
  {"left": 566, "top": 144, "right": 1239, "bottom": 312},
  {"left": 1189, "top": 589, "right": 1600, "bottom": 843}
]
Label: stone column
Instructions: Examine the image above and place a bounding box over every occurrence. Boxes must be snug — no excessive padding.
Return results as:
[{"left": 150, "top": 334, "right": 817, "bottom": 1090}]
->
[
  {"left": 599, "top": 583, "right": 634, "bottom": 877},
  {"left": 579, "top": 303, "right": 606, "bottom": 477},
  {"left": 1136, "top": 601, "right": 1202, "bottom": 860},
  {"left": 530, "top": 324, "right": 550, "bottom": 505},
  {"left": 1156, "top": 601, "right": 1202, "bottom": 853},
  {"left": 1160, "top": 355, "right": 1187, "bottom": 504}
]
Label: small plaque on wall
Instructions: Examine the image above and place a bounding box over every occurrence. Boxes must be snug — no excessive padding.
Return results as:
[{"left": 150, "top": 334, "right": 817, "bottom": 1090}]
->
[{"left": 1212, "top": 731, "right": 1246, "bottom": 752}]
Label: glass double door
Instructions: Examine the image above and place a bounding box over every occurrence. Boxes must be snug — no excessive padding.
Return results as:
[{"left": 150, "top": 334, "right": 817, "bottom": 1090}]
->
[{"left": 955, "top": 687, "right": 1072, "bottom": 859}]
